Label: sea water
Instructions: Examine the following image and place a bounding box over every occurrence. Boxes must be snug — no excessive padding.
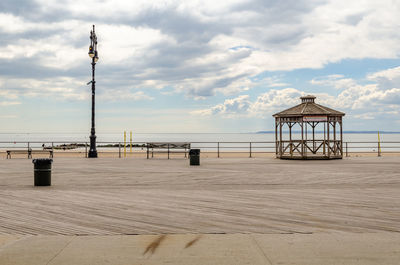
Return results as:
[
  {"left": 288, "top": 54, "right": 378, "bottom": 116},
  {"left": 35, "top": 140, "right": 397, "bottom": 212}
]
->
[{"left": 0, "top": 132, "right": 399, "bottom": 152}]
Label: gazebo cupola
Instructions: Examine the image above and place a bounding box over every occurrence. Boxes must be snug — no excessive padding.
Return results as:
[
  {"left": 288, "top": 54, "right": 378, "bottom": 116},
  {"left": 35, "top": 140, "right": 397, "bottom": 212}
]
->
[{"left": 273, "top": 95, "right": 345, "bottom": 159}]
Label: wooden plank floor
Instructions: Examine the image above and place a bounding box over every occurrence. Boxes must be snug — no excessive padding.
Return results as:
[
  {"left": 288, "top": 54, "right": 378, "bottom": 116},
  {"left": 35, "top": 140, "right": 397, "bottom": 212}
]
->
[{"left": 0, "top": 157, "right": 399, "bottom": 235}]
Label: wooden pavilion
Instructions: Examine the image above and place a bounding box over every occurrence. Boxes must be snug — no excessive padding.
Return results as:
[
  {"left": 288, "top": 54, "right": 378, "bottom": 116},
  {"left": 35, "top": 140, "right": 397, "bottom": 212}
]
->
[{"left": 273, "top": 95, "right": 345, "bottom": 159}]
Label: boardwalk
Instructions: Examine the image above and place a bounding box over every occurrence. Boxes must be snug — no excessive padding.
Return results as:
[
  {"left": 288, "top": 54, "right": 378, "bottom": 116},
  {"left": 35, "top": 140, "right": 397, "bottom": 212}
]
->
[{"left": 0, "top": 157, "right": 399, "bottom": 235}]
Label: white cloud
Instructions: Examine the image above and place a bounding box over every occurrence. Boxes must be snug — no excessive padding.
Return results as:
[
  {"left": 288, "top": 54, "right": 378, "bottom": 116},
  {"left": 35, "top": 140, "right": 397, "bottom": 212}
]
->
[
  {"left": 192, "top": 95, "right": 251, "bottom": 117},
  {"left": 194, "top": 66, "right": 400, "bottom": 120},
  {"left": 311, "top": 75, "right": 356, "bottom": 89},
  {"left": 99, "top": 90, "right": 154, "bottom": 101},
  {"left": 0, "top": 101, "right": 21, "bottom": 106},
  {"left": 0, "top": 77, "right": 87, "bottom": 100},
  {"left": 2, "top": 0, "right": 399, "bottom": 98}
]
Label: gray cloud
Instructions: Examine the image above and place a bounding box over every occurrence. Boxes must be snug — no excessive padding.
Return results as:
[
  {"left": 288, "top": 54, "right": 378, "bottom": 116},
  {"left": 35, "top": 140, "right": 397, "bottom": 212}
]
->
[{"left": 1, "top": 0, "right": 399, "bottom": 102}]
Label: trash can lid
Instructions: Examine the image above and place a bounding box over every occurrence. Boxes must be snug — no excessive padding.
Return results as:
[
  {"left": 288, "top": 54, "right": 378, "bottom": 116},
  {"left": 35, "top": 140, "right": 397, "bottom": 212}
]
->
[
  {"left": 32, "top": 158, "right": 53, "bottom": 164},
  {"left": 189, "top": 149, "right": 200, "bottom": 155}
]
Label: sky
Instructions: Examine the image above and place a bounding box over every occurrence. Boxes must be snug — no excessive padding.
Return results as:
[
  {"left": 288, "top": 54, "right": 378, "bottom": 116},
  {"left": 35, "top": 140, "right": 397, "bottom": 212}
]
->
[{"left": 0, "top": 0, "right": 400, "bottom": 133}]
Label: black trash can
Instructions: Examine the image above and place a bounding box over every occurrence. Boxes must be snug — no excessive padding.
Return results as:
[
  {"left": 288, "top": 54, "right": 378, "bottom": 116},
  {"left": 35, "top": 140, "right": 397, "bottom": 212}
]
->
[
  {"left": 32, "top": 159, "right": 53, "bottom": 186},
  {"left": 189, "top": 149, "right": 200, "bottom": 166}
]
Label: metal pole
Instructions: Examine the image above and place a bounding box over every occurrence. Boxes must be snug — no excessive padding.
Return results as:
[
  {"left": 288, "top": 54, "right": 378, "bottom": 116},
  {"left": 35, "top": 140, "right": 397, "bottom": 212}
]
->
[
  {"left": 124, "top": 131, "right": 126, "bottom": 158},
  {"left": 85, "top": 142, "right": 88, "bottom": 158},
  {"left": 249, "top": 142, "right": 252, "bottom": 158},
  {"left": 346, "top": 142, "right": 348, "bottom": 157},
  {"left": 130, "top": 131, "right": 132, "bottom": 153},
  {"left": 378, "top": 131, "right": 381, "bottom": 157},
  {"left": 168, "top": 143, "right": 170, "bottom": 159},
  {"left": 217, "top": 142, "right": 220, "bottom": 158},
  {"left": 118, "top": 142, "right": 121, "bottom": 158},
  {"left": 88, "top": 25, "right": 98, "bottom": 158}
]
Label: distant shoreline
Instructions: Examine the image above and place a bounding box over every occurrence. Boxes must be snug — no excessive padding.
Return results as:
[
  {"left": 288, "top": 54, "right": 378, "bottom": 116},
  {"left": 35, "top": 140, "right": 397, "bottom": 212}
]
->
[
  {"left": 0, "top": 131, "right": 399, "bottom": 135},
  {"left": 256, "top": 131, "right": 400, "bottom": 134}
]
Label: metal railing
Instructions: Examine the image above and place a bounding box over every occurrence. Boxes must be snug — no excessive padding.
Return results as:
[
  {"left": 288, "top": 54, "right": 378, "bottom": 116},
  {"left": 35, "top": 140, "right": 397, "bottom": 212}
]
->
[{"left": 0, "top": 141, "right": 399, "bottom": 158}]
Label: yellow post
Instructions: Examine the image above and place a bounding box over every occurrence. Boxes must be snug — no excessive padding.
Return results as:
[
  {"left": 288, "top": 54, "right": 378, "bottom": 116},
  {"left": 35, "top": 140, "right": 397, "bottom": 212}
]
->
[
  {"left": 124, "top": 131, "right": 126, "bottom": 158},
  {"left": 130, "top": 131, "right": 132, "bottom": 153},
  {"left": 378, "top": 131, "right": 381, "bottom": 157}
]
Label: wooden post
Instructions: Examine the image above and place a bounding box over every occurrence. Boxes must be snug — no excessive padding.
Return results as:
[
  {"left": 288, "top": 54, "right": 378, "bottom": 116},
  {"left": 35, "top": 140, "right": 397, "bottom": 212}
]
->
[
  {"left": 346, "top": 142, "right": 348, "bottom": 157},
  {"left": 289, "top": 122, "right": 293, "bottom": 156},
  {"left": 119, "top": 143, "right": 121, "bottom": 158},
  {"left": 301, "top": 121, "right": 304, "bottom": 157},
  {"left": 217, "top": 142, "right": 220, "bottom": 158},
  {"left": 168, "top": 143, "right": 170, "bottom": 159},
  {"left": 312, "top": 122, "right": 315, "bottom": 153},
  {"left": 275, "top": 118, "right": 278, "bottom": 156},
  {"left": 85, "top": 142, "right": 88, "bottom": 158},
  {"left": 322, "top": 122, "right": 326, "bottom": 155},
  {"left": 305, "top": 121, "right": 307, "bottom": 146},
  {"left": 333, "top": 121, "right": 336, "bottom": 156},
  {"left": 327, "top": 121, "right": 330, "bottom": 158},
  {"left": 279, "top": 120, "right": 283, "bottom": 157},
  {"left": 146, "top": 144, "right": 149, "bottom": 159},
  {"left": 340, "top": 120, "right": 343, "bottom": 158}
]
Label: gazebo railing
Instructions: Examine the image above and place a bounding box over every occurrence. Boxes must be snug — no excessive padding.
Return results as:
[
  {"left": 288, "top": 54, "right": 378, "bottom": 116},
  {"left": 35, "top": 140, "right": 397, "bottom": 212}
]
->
[{"left": 277, "top": 140, "right": 343, "bottom": 157}]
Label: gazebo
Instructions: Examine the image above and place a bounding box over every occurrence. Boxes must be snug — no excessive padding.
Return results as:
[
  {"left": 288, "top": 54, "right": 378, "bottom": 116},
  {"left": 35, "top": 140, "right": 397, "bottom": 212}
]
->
[{"left": 273, "top": 95, "right": 345, "bottom": 159}]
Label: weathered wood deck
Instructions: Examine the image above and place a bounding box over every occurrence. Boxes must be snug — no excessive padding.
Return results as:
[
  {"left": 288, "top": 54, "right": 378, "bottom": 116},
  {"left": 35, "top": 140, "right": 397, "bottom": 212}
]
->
[{"left": 0, "top": 157, "right": 399, "bottom": 235}]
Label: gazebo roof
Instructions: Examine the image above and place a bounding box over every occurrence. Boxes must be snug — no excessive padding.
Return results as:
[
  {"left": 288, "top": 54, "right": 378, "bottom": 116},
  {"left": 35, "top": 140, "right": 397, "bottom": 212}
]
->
[{"left": 273, "top": 95, "right": 345, "bottom": 117}]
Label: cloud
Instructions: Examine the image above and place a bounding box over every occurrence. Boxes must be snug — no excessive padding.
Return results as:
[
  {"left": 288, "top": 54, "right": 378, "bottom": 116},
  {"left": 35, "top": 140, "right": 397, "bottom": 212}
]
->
[
  {"left": 0, "top": 76, "right": 87, "bottom": 101},
  {"left": 310, "top": 75, "right": 356, "bottom": 89},
  {"left": 194, "top": 66, "right": 400, "bottom": 120},
  {"left": 192, "top": 95, "right": 251, "bottom": 117},
  {"left": 0, "top": 101, "right": 21, "bottom": 106},
  {"left": 0, "top": 0, "right": 400, "bottom": 102},
  {"left": 99, "top": 90, "right": 154, "bottom": 101}
]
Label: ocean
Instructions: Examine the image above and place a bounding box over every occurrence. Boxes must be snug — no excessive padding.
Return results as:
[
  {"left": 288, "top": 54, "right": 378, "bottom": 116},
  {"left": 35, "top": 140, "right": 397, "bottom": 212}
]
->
[
  {"left": 0, "top": 132, "right": 399, "bottom": 152},
  {"left": 0, "top": 132, "right": 399, "bottom": 143}
]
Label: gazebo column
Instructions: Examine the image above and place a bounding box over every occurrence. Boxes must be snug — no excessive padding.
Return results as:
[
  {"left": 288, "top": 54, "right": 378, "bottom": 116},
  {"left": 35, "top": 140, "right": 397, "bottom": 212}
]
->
[
  {"left": 305, "top": 122, "right": 308, "bottom": 155},
  {"left": 333, "top": 121, "right": 337, "bottom": 156},
  {"left": 301, "top": 121, "right": 304, "bottom": 157},
  {"left": 279, "top": 119, "right": 283, "bottom": 157},
  {"left": 312, "top": 122, "right": 315, "bottom": 153},
  {"left": 323, "top": 122, "right": 326, "bottom": 155},
  {"left": 340, "top": 118, "right": 343, "bottom": 157},
  {"left": 275, "top": 118, "right": 278, "bottom": 156},
  {"left": 327, "top": 121, "right": 330, "bottom": 158},
  {"left": 289, "top": 122, "right": 292, "bottom": 156}
]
